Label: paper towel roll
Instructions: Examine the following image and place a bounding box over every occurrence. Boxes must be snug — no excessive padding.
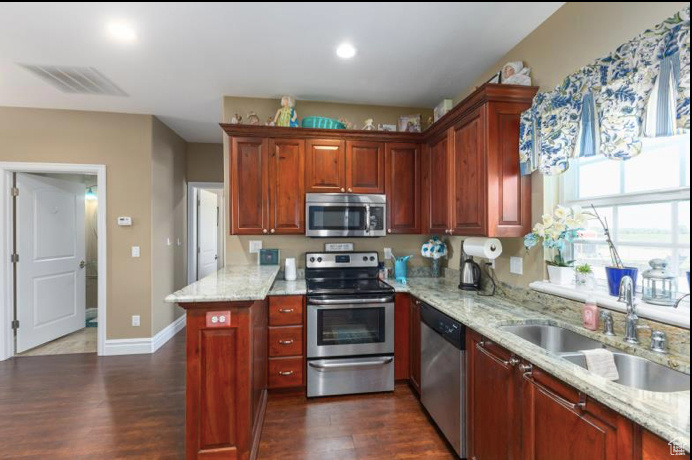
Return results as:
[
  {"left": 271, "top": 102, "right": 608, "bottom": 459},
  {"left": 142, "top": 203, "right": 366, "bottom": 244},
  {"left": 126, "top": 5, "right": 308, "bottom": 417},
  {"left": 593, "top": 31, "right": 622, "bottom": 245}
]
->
[
  {"left": 463, "top": 237, "right": 503, "bottom": 259},
  {"left": 284, "top": 258, "right": 297, "bottom": 281}
]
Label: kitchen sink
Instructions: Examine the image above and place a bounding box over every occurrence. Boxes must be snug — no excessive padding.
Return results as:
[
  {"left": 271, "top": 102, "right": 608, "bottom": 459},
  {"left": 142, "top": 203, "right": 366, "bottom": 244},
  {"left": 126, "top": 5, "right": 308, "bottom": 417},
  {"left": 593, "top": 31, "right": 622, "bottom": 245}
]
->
[
  {"left": 500, "top": 323, "right": 691, "bottom": 393},
  {"left": 563, "top": 352, "right": 690, "bottom": 392},
  {"left": 500, "top": 324, "right": 605, "bottom": 353}
]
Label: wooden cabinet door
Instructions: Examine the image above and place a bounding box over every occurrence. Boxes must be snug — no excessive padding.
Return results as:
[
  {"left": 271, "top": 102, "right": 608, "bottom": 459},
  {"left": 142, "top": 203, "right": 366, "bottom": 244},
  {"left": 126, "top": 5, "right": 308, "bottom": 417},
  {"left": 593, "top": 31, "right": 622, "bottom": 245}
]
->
[
  {"left": 231, "top": 137, "right": 269, "bottom": 235},
  {"left": 468, "top": 330, "right": 521, "bottom": 460},
  {"left": 487, "top": 101, "right": 532, "bottom": 237},
  {"left": 423, "top": 133, "right": 451, "bottom": 234},
  {"left": 409, "top": 297, "right": 421, "bottom": 396},
  {"left": 521, "top": 366, "right": 635, "bottom": 460},
  {"left": 642, "top": 430, "right": 689, "bottom": 460},
  {"left": 394, "top": 293, "right": 410, "bottom": 381},
  {"left": 268, "top": 139, "right": 305, "bottom": 234},
  {"left": 346, "top": 141, "right": 385, "bottom": 193},
  {"left": 305, "top": 139, "right": 346, "bottom": 193},
  {"left": 386, "top": 143, "right": 421, "bottom": 234},
  {"left": 451, "top": 107, "right": 487, "bottom": 236}
]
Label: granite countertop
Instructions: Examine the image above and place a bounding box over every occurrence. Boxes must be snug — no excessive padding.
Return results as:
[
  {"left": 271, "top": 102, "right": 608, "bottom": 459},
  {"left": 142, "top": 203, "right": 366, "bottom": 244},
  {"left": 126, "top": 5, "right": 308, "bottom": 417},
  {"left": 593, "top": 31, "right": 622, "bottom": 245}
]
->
[
  {"left": 392, "top": 277, "right": 690, "bottom": 451},
  {"left": 165, "top": 265, "right": 280, "bottom": 303},
  {"left": 268, "top": 279, "right": 307, "bottom": 296}
]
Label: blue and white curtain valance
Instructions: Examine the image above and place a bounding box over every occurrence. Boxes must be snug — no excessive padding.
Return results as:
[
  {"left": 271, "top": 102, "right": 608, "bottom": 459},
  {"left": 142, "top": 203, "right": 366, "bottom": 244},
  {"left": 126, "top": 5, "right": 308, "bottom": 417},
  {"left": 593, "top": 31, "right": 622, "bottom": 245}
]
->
[{"left": 520, "top": 7, "right": 690, "bottom": 176}]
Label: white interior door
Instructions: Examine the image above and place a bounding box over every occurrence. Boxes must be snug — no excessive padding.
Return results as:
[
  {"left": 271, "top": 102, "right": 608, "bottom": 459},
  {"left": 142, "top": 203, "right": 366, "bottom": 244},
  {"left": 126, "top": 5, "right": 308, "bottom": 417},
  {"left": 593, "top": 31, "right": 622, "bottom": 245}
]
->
[
  {"left": 15, "top": 173, "right": 86, "bottom": 353},
  {"left": 197, "top": 189, "right": 219, "bottom": 280}
]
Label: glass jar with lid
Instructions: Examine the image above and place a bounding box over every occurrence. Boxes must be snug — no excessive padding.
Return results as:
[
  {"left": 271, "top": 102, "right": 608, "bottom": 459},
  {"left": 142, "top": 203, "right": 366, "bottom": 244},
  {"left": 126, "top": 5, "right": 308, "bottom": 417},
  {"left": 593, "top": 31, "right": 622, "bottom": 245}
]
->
[{"left": 641, "top": 259, "right": 677, "bottom": 306}]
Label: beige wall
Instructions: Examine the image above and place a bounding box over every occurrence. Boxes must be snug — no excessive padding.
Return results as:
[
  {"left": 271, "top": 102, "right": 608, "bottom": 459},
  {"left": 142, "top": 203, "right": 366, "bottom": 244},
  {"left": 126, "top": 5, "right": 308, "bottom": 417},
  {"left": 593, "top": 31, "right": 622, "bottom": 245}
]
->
[
  {"left": 0, "top": 107, "right": 154, "bottom": 339},
  {"left": 151, "top": 117, "right": 188, "bottom": 335},
  {"left": 450, "top": 2, "right": 689, "bottom": 288},
  {"left": 187, "top": 142, "right": 224, "bottom": 183}
]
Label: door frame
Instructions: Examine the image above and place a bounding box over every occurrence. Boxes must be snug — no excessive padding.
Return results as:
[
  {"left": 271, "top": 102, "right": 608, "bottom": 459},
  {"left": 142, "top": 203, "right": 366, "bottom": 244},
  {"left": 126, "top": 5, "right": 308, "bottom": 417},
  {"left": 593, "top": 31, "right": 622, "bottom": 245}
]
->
[
  {"left": 187, "top": 182, "right": 224, "bottom": 284},
  {"left": 0, "top": 162, "right": 107, "bottom": 361}
]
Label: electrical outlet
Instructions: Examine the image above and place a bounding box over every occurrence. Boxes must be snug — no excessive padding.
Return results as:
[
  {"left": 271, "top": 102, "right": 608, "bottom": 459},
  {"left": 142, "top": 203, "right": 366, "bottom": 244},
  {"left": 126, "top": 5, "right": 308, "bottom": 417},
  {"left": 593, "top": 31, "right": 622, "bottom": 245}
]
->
[
  {"left": 510, "top": 256, "right": 523, "bottom": 275},
  {"left": 249, "top": 240, "right": 262, "bottom": 254},
  {"left": 131, "top": 246, "right": 140, "bottom": 258},
  {"left": 166, "top": 238, "right": 172, "bottom": 246},
  {"left": 132, "top": 315, "right": 140, "bottom": 327},
  {"left": 384, "top": 248, "right": 393, "bottom": 260}
]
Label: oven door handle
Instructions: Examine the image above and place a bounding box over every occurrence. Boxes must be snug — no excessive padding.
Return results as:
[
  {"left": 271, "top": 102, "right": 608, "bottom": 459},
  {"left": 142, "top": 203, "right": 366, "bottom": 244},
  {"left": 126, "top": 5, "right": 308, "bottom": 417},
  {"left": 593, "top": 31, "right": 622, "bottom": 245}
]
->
[
  {"left": 308, "top": 297, "right": 394, "bottom": 305},
  {"left": 308, "top": 357, "right": 393, "bottom": 370}
]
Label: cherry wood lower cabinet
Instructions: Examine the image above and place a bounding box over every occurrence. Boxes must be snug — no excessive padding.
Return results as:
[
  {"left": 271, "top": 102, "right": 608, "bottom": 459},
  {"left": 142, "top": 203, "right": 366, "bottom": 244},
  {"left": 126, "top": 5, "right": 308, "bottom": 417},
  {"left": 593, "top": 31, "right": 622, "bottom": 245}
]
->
[
  {"left": 180, "top": 300, "right": 268, "bottom": 460},
  {"left": 394, "top": 293, "right": 411, "bottom": 381},
  {"left": 267, "top": 296, "right": 306, "bottom": 390},
  {"left": 467, "top": 328, "right": 637, "bottom": 460},
  {"left": 641, "top": 429, "right": 690, "bottom": 459},
  {"left": 409, "top": 297, "right": 422, "bottom": 396}
]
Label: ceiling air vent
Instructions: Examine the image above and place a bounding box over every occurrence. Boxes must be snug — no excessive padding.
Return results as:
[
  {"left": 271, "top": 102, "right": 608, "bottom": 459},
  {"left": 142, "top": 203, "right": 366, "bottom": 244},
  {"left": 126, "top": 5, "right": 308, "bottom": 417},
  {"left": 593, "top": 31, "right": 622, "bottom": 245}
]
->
[{"left": 19, "top": 64, "right": 128, "bottom": 96}]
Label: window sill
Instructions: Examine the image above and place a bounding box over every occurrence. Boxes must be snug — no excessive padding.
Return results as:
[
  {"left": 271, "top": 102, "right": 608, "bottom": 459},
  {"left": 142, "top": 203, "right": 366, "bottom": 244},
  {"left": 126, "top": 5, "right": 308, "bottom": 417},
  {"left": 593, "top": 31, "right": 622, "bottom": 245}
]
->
[{"left": 529, "top": 281, "right": 690, "bottom": 329}]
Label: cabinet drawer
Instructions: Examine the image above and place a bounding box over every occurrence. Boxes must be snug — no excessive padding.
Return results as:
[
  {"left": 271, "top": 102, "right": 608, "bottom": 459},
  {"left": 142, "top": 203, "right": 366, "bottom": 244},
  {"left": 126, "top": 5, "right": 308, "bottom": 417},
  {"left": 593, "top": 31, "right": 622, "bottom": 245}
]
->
[
  {"left": 269, "top": 326, "right": 303, "bottom": 357},
  {"left": 269, "top": 296, "right": 304, "bottom": 326},
  {"left": 268, "top": 357, "right": 303, "bottom": 389}
]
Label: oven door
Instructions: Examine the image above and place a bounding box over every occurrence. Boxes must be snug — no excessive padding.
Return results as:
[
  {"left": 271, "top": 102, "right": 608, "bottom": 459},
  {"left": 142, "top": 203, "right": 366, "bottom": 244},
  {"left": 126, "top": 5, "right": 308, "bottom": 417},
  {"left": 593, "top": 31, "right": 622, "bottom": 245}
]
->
[
  {"left": 307, "top": 296, "right": 394, "bottom": 358},
  {"left": 306, "top": 203, "right": 385, "bottom": 237}
]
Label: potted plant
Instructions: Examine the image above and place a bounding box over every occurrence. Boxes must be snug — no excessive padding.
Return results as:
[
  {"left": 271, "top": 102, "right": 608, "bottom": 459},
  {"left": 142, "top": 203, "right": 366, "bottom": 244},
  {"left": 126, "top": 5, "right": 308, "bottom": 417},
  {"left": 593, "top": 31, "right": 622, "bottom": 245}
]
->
[
  {"left": 421, "top": 236, "right": 447, "bottom": 278},
  {"left": 575, "top": 263, "right": 595, "bottom": 289},
  {"left": 590, "top": 206, "right": 639, "bottom": 296},
  {"left": 524, "top": 205, "right": 588, "bottom": 285}
]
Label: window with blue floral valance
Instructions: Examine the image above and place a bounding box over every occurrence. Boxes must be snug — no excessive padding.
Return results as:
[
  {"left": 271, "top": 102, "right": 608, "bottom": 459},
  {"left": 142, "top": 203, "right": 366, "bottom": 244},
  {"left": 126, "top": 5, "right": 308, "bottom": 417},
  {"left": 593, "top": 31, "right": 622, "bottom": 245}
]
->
[{"left": 519, "top": 7, "right": 690, "bottom": 176}]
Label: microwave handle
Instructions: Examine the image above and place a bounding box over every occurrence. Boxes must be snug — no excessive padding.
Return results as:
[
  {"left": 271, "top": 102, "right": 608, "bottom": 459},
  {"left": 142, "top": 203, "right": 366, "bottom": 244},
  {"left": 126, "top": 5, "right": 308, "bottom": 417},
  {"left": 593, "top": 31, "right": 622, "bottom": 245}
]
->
[{"left": 365, "top": 204, "right": 371, "bottom": 233}]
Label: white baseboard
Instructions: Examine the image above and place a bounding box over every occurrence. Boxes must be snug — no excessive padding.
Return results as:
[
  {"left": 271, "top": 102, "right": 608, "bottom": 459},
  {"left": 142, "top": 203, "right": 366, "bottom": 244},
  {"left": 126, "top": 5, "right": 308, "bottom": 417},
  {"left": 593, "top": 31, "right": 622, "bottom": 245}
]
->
[{"left": 103, "top": 315, "right": 186, "bottom": 356}]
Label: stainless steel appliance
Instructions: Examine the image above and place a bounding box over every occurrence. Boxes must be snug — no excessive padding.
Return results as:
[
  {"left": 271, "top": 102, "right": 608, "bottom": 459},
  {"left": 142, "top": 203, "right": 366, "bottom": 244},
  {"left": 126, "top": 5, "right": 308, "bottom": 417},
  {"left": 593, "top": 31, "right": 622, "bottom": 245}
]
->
[
  {"left": 305, "top": 193, "right": 386, "bottom": 237},
  {"left": 459, "top": 255, "right": 481, "bottom": 291},
  {"left": 420, "top": 301, "right": 466, "bottom": 458},
  {"left": 306, "top": 251, "right": 395, "bottom": 397}
]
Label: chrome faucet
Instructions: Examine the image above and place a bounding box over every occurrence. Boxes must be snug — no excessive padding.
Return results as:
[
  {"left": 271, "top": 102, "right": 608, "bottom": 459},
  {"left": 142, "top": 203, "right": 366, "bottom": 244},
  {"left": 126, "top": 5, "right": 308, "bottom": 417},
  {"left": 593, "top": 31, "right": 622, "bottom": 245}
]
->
[{"left": 619, "top": 276, "right": 648, "bottom": 345}]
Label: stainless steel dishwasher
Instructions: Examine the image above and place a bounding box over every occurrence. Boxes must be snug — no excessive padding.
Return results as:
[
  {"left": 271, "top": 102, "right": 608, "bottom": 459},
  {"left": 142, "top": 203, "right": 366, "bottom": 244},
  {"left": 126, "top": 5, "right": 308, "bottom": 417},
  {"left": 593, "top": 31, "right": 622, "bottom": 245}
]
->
[{"left": 420, "top": 301, "right": 466, "bottom": 458}]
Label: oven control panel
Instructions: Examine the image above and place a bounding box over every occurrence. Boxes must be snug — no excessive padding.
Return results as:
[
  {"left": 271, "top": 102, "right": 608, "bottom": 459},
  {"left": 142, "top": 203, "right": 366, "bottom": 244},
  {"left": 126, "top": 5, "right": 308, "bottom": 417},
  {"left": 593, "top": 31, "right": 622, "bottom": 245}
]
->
[{"left": 306, "top": 252, "right": 379, "bottom": 269}]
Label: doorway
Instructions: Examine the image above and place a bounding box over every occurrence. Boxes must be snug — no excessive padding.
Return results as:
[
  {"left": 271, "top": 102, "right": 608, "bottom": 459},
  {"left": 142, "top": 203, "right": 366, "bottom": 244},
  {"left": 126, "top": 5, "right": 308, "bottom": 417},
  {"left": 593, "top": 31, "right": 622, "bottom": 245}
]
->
[
  {"left": 0, "top": 163, "right": 107, "bottom": 361},
  {"left": 187, "top": 182, "right": 224, "bottom": 283}
]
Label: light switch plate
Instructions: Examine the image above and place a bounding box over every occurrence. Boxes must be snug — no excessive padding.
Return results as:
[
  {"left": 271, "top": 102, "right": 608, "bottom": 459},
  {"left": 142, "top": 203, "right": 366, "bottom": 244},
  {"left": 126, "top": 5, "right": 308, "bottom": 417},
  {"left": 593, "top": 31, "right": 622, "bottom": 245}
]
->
[
  {"left": 510, "top": 256, "right": 523, "bottom": 275},
  {"left": 132, "top": 315, "right": 140, "bottom": 327},
  {"left": 131, "top": 246, "right": 140, "bottom": 258},
  {"left": 249, "top": 240, "right": 262, "bottom": 254}
]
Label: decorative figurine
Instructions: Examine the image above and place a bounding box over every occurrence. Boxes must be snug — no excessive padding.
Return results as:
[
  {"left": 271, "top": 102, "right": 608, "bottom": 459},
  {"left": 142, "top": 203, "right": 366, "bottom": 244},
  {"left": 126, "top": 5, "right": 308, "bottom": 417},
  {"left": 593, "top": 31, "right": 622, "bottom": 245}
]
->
[
  {"left": 274, "top": 96, "right": 299, "bottom": 127},
  {"left": 339, "top": 118, "right": 355, "bottom": 130},
  {"left": 247, "top": 111, "right": 260, "bottom": 126},
  {"left": 230, "top": 113, "right": 242, "bottom": 124},
  {"left": 501, "top": 61, "right": 532, "bottom": 85},
  {"left": 266, "top": 116, "right": 275, "bottom": 126},
  {"left": 362, "top": 118, "right": 376, "bottom": 131}
]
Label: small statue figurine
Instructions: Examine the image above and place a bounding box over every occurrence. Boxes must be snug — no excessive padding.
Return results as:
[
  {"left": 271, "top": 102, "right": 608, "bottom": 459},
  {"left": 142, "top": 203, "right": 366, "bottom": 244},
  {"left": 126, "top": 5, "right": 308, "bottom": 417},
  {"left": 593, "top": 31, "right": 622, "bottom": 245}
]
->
[
  {"left": 247, "top": 112, "right": 260, "bottom": 126},
  {"left": 266, "top": 116, "right": 275, "bottom": 127},
  {"left": 362, "top": 118, "right": 376, "bottom": 131},
  {"left": 230, "top": 113, "right": 242, "bottom": 124},
  {"left": 274, "top": 96, "right": 299, "bottom": 127}
]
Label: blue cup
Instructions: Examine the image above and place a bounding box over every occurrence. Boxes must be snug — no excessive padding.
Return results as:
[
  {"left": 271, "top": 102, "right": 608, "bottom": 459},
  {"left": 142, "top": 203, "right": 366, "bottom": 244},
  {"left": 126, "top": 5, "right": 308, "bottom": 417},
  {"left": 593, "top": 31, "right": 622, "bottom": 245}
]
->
[
  {"left": 605, "top": 267, "right": 639, "bottom": 297},
  {"left": 395, "top": 256, "right": 412, "bottom": 284}
]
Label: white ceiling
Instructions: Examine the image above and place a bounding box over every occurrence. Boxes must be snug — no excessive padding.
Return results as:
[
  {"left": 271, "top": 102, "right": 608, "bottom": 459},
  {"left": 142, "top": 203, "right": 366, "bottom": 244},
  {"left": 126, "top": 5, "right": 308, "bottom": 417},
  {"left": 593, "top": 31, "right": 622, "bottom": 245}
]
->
[{"left": 0, "top": 2, "right": 563, "bottom": 143}]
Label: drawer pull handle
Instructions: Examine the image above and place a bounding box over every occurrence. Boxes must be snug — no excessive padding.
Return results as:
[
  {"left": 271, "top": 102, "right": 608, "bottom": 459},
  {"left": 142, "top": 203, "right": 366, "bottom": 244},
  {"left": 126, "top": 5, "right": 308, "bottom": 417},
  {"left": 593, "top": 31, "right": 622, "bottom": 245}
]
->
[
  {"left": 278, "top": 370, "right": 295, "bottom": 376},
  {"left": 279, "top": 308, "right": 294, "bottom": 313},
  {"left": 476, "top": 341, "right": 517, "bottom": 368},
  {"left": 523, "top": 372, "right": 587, "bottom": 411},
  {"left": 278, "top": 339, "right": 295, "bottom": 345}
]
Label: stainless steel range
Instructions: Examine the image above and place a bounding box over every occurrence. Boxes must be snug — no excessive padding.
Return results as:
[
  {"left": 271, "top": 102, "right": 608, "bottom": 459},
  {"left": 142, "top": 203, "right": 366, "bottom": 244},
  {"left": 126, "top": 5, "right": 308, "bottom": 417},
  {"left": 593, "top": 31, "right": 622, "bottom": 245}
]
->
[{"left": 305, "top": 251, "right": 395, "bottom": 397}]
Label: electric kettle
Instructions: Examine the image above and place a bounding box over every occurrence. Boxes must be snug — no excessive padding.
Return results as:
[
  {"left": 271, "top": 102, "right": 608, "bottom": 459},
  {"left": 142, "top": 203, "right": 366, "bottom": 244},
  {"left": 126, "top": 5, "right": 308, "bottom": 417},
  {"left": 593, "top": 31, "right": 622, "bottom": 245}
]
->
[{"left": 459, "top": 256, "right": 481, "bottom": 291}]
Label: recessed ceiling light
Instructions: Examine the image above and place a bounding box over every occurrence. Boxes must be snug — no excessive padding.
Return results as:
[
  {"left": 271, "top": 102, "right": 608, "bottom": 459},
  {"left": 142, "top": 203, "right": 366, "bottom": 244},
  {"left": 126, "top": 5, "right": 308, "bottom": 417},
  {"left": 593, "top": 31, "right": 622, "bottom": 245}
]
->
[
  {"left": 107, "top": 21, "right": 137, "bottom": 43},
  {"left": 336, "top": 43, "right": 357, "bottom": 59}
]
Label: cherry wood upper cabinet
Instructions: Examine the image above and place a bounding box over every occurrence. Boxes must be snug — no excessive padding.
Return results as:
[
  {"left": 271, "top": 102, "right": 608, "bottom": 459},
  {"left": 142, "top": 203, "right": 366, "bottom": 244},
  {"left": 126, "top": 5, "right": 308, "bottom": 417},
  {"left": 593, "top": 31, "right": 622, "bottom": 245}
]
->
[
  {"left": 268, "top": 139, "right": 305, "bottom": 234},
  {"left": 521, "top": 366, "right": 635, "bottom": 460},
  {"left": 386, "top": 143, "right": 420, "bottom": 234},
  {"left": 423, "top": 133, "right": 451, "bottom": 234},
  {"left": 346, "top": 141, "right": 385, "bottom": 193},
  {"left": 305, "top": 139, "right": 346, "bottom": 193},
  {"left": 231, "top": 137, "right": 269, "bottom": 235},
  {"left": 467, "top": 329, "right": 521, "bottom": 460},
  {"left": 451, "top": 107, "right": 487, "bottom": 236}
]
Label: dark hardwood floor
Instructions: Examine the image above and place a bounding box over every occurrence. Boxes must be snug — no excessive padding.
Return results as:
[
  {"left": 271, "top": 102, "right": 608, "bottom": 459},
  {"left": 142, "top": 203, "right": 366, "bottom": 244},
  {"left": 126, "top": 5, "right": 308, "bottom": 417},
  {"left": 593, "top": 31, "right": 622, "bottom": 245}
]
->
[
  {"left": 259, "top": 387, "right": 456, "bottom": 459},
  {"left": 0, "top": 331, "right": 454, "bottom": 460}
]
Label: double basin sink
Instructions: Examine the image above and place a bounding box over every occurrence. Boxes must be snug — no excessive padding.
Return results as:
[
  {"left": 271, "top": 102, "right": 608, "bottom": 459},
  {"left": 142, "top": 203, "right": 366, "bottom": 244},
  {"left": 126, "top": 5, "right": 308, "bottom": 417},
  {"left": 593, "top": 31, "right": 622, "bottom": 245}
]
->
[{"left": 500, "top": 324, "right": 690, "bottom": 393}]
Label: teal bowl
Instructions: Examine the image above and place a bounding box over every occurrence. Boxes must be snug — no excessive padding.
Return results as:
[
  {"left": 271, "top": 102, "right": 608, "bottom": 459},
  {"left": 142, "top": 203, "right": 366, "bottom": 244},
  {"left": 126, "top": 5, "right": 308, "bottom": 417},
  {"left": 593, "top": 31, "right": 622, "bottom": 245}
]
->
[{"left": 301, "top": 116, "right": 346, "bottom": 129}]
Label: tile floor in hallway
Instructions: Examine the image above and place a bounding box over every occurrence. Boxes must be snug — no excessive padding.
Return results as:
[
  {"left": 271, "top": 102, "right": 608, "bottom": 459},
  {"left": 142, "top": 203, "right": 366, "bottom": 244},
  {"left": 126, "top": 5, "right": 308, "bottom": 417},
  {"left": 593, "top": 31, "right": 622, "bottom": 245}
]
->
[{"left": 17, "top": 327, "right": 97, "bottom": 357}]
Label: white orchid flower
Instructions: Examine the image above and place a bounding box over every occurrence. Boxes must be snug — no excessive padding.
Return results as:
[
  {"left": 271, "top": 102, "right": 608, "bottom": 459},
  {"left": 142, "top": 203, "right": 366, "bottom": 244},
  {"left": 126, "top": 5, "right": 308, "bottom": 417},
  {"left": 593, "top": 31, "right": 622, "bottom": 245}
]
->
[
  {"left": 554, "top": 206, "right": 569, "bottom": 221},
  {"left": 542, "top": 214, "right": 554, "bottom": 228},
  {"left": 533, "top": 223, "right": 546, "bottom": 237}
]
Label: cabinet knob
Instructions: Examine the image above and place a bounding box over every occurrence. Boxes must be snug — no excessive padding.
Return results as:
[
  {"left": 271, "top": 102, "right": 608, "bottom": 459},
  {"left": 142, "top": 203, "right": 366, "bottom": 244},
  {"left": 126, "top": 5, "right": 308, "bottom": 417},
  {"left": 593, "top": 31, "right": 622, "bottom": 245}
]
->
[
  {"left": 262, "top": 229, "right": 268, "bottom": 234},
  {"left": 340, "top": 188, "right": 345, "bottom": 192},
  {"left": 348, "top": 188, "right": 353, "bottom": 193},
  {"left": 270, "top": 229, "right": 275, "bottom": 234},
  {"left": 388, "top": 229, "right": 392, "bottom": 233}
]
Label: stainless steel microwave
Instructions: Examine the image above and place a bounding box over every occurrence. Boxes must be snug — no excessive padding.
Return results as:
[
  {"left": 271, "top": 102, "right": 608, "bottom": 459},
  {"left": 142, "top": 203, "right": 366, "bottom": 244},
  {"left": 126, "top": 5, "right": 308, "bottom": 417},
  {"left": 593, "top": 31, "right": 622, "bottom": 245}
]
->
[{"left": 305, "top": 193, "right": 386, "bottom": 237}]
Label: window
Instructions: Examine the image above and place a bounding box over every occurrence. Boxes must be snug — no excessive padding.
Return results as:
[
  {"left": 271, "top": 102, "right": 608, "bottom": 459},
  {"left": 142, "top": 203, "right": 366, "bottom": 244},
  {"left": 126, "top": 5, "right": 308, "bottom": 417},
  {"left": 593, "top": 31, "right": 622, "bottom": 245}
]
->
[{"left": 561, "top": 135, "right": 690, "bottom": 294}]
